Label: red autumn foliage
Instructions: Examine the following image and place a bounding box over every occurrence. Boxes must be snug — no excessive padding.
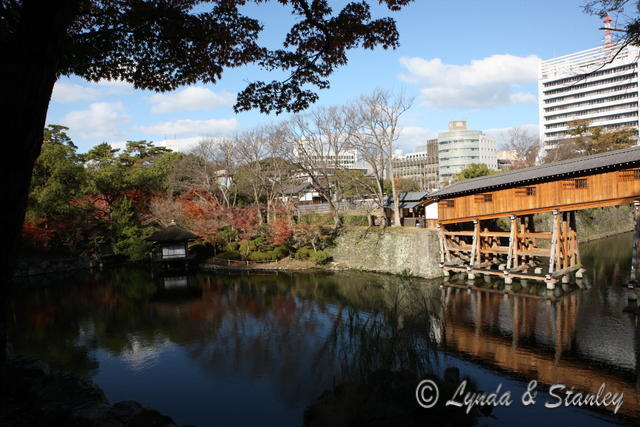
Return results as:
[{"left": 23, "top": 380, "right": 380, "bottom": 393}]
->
[
  {"left": 268, "top": 216, "right": 294, "bottom": 245},
  {"left": 177, "top": 189, "right": 262, "bottom": 244},
  {"left": 22, "top": 220, "right": 54, "bottom": 249},
  {"left": 228, "top": 204, "right": 261, "bottom": 242}
]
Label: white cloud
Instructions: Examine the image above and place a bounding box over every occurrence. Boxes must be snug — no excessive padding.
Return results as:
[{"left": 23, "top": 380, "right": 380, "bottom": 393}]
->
[
  {"left": 483, "top": 124, "right": 539, "bottom": 149},
  {"left": 149, "top": 86, "right": 236, "bottom": 113},
  {"left": 135, "top": 118, "right": 240, "bottom": 137},
  {"left": 399, "top": 54, "right": 540, "bottom": 109},
  {"left": 112, "top": 136, "right": 205, "bottom": 153},
  {"left": 396, "top": 126, "right": 436, "bottom": 153},
  {"left": 52, "top": 82, "right": 100, "bottom": 103},
  {"left": 62, "top": 102, "right": 130, "bottom": 141},
  {"left": 94, "top": 78, "right": 135, "bottom": 94}
]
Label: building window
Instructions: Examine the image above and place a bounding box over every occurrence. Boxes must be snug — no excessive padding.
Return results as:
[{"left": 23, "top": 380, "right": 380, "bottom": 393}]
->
[
  {"left": 563, "top": 178, "right": 588, "bottom": 189},
  {"left": 515, "top": 186, "right": 536, "bottom": 196},
  {"left": 474, "top": 193, "right": 493, "bottom": 203},
  {"left": 575, "top": 178, "right": 588, "bottom": 189},
  {"left": 619, "top": 169, "right": 640, "bottom": 181},
  {"left": 162, "top": 245, "right": 186, "bottom": 259},
  {"left": 439, "top": 199, "right": 455, "bottom": 208}
]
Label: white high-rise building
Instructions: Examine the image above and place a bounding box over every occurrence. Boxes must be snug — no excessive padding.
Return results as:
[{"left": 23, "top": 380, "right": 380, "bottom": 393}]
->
[
  {"left": 538, "top": 42, "right": 640, "bottom": 156},
  {"left": 437, "top": 121, "right": 497, "bottom": 182}
]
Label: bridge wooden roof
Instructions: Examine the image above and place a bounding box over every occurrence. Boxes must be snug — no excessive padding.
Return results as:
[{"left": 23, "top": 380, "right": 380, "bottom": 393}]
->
[{"left": 429, "top": 145, "right": 640, "bottom": 199}]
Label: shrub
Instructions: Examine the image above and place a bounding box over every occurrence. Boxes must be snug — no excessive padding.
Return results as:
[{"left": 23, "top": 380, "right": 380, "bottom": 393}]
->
[
  {"left": 217, "top": 227, "right": 239, "bottom": 242},
  {"left": 247, "top": 251, "right": 272, "bottom": 261},
  {"left": 343, "top": 215, "right": 369, "bottom": 226},
  {"left": 224, "top": 241, "right": 239, "bottom": 252},
  {"left": 217, "top": 250, "right": 241, "bottom": 260},
  {"left": 299, "top": 214, "right": 334, "bottom": 225},
  {"left": 239, "top": 236, "right": 270, "bottom": 256},
  {"left": 294, "top": 246, "right": 314, "bottom": 260},
  {"left": 310, "top": 249, "right": 332, "bottom": 265},
  {"left": 272, "top": 245, "right": 289, "bottom": 259},
  {"left": 239, "top": 239, "right": 258, "bottom": 256},
  {"left": 247, "top": 245, "right": 289, "bottom": 261}
]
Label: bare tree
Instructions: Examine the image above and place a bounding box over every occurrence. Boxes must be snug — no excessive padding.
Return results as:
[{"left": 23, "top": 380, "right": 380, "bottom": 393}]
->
[
  {"left": 282, "top": 105, "right": 353, "bottom": 227},
  {"left": 145, "top": 197, "right": 187, "bottom": 228},
  {"left": 343, "top": 103, "right": 388, "bottom": 226},
  {"left": 179, "top": 137, "right": 239, "bottom": 207},
  {"left": 356, "top": 89, "right": 413, "bottom": 227},
  {"left": 235, "top": 128, "right": 269, "bottom": 222},
  {"left": 261, "top": 125, "right": 297, "bottom": 223},
  {"left": 507, "top": 126, "right": 540, "bottom": 167},
  {"left": 235, "top": 126, "right": 295, "bottom": 223}
]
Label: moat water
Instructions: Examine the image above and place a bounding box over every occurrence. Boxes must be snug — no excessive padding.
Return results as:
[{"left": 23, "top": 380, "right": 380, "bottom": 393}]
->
[{"left": 8, "top": 233, "right": 640, "bottom": 426}]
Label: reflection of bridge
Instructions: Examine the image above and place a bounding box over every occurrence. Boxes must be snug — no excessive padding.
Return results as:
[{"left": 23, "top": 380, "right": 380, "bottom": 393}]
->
[
  {"left": 429, "top": 147, "right": 640, "bottom": 287},
  {"left": 441, "top": 287, "right": 640, "bottom": 419}
]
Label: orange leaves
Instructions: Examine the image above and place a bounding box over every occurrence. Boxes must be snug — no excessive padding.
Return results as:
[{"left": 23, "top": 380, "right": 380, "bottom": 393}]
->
[
  {"left": 22, "top": 220, "right": 54, "bottom": 248},
  {"left": 268, "top": 216, "right": 294, "bottom": 245}
]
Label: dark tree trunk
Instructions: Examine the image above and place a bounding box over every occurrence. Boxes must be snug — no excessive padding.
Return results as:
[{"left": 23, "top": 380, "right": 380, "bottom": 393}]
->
[{"left": 0, "top": 1, "right": 78, "bottom": 368}]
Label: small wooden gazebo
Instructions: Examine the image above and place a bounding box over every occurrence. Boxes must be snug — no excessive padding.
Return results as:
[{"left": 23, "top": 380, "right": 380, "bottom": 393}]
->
[{"left": 146, "top": 221, "right": 197, "bottom": 264}]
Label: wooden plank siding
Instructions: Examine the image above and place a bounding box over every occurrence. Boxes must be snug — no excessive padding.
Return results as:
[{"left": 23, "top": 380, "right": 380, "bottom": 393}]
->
[{"left": 438, "top": 168, "right": 640, "bottom": 224}]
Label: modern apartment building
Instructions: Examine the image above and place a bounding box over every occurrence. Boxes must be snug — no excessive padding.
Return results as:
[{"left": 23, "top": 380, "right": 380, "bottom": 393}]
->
[
  {"left": 302, "top": 148, "right": 361, "bottom": 169},
  {"left": 392, "top": 139, "right": 439, "bottom": 191},
  {"left": 538, "top": 42, "right": 640, "bottom": 155},
  {"left": 437, "top": 121, "right": 497, "bottom": 182}
]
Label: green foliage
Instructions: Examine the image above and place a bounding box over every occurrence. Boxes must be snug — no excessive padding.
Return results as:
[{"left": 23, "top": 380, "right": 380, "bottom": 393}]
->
[
  {"left": 272, "top": 245, "right": 289, "bottom": 259},
  {"left": 238, "top": 236, "right": 266, "bottom": 256},
  {"left": 224, "top": 242, "right": 239, "bottom": 252},
  {"left": 544, "top": 119, "right": 636, "bottom": 163},
  {"left": 298, "top": 214, "right": 334, "bottom": 225},
  {"left": 384, "top": 177, "right": 420, "bottom": 194},
  {"left": 343, "top": 215, "right": 369, "bottom": 226},
  {"left": 217, "top": 227, "right": 239, "bottom": 243},
  {"left": 453, "top": 163, "right": 497, "bottom": 182},
  {"left": 335, "top": 169, "right": 373, "bottom": 199},
  {"left": 399, "top": 268, "right": 412, "bottom": 280},
  {"left": 84, "top": 141, "right": 179, "bottom": 208},
  {"left": 310, "top": 250, "right": 332, "bottom": 265},
  {"left": 29, "top": 125, "right": 85, "bottom": 219},
  {"left": 111, "top": 197, "right": 153, "bottom": 261},
  {"left": 294, "top": 246, "right": 315, "bottom": 260},
  {"left": 217, "top": 251, "right": 241, "bottom": 260},
  {"left": 244, "top": 245, "right": 285, "bottom": 262}
]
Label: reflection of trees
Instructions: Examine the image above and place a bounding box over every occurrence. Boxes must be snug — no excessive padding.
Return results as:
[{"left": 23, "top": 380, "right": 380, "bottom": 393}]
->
[
  {"left": 9, "top": 268, "right": 447, "bottom": 412},
  {"left": 315, "top": 279, "right": 442, "bottom": 383}
]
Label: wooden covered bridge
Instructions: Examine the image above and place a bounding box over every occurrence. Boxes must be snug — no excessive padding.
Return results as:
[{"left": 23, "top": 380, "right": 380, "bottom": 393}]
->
[{"left": 428, "top": 146, "right": 640, "bottom": 288}]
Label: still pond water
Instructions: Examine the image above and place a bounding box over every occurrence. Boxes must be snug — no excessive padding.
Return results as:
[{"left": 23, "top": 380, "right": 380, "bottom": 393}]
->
[{"left": 8, "top": 233, "right": 640, "bottom": 426}]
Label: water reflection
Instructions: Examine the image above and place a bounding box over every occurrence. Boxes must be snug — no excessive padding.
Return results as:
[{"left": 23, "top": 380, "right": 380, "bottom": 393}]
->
[{"left": 7, "top": 232, "right": 640, "bottom": 425}]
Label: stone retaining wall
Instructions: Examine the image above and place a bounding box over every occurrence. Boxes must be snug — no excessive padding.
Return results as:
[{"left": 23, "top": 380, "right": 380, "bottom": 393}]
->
[{"left": 331, "top": 227, "right": 442, "bottom": 279}]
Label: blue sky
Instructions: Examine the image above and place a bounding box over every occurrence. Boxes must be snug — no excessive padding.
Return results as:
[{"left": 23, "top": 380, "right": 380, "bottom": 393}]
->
[{"left": 47, "top": 0, "right": 611, "bottom": 154}]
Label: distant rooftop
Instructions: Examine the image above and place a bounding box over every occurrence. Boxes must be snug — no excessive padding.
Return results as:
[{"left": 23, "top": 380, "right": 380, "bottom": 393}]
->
[{"left": 540, "top": 42, "right": 637, "bottom": 80}]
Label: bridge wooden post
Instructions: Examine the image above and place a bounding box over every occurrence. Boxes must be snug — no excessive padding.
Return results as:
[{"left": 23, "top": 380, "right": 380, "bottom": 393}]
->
[
  {"left": 519, "top": 216, "right": 528, "bottom": 266},
  {"left": 468, "top": 220, "right": 480, "bottom": 279},
  {"left": 438, "top": 223, "right": 452, "bottom": 275},
  {"left": 527, "top": 214, "right": 536, "bottom": 267},
  {"left": 569, "top": 211, "right": 580, "bottom": 269},
  {"left": 630, "top": 201, "right": 640, "bottom": 288},
  {"left": 505, "top": 215, "right": 517, "bottom": 284},
  {"left": 546, "top": 210, "right": 560, "bottom": 289}
]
